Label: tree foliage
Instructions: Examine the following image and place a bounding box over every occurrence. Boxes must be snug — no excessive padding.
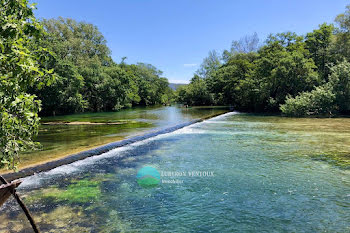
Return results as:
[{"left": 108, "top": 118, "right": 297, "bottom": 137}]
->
[
  {"left": 329, "top": 60, "right": 350, "bottom": 113},
  {"left": 30, "top": 18, "right": 173, "bottom": 115},
  {"left": 0, "top": 0, "right": 53, "bottom": 169},
  {"left": 0, "top": 9, "right": 173, "bottom": 168},
  {"left": 195, "top": 50, "right": 222, "bottom": 79},
  {"left": 176, "top": 75, "right": 213, "bottom": 106},
  {"left": 222, "top": 32, "right": 260, "bottom": 62},
  {"left": 177, "top": 5, "right": 350, "bottom": 117},
  {"left": 305, "top": 23, "right": 335, "bottom": 80}
]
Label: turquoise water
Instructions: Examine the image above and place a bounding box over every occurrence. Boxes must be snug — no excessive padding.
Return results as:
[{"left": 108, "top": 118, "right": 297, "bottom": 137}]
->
[{"left": 1, "top": 112, "right": 349, "bottom": 232}]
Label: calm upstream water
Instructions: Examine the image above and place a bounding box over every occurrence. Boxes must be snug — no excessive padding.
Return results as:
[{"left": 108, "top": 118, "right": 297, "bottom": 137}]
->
[
  {"left": 1, "top": 112, "right": 350, "bottom": 232},
  {"left": 16, "top": 106, "right": 227, "bottom": 169}
]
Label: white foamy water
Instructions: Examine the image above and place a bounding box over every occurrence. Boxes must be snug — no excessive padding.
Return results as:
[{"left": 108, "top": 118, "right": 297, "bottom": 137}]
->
[
  {"left": 20, "top": 145, "right": 134, "bottom": 188},
  {"left": 206, "top": 111, "right": 240, "bottom": 121},
  {"left": 20, "top": 112, "right": 241, "bottom": 188}
]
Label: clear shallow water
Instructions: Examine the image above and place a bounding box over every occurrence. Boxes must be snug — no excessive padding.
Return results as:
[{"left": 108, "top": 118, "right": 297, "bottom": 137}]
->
[
  {"left": 15, "top": 106, "right": 227, "bottom": 169},
  {"left": 1, "top": 113, "right": 350, "bottom": 232}
]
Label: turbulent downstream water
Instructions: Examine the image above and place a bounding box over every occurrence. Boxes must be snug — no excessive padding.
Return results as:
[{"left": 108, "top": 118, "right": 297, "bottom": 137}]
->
[{"left": 1, "top": 112, "right": 350, "bottom": 232}]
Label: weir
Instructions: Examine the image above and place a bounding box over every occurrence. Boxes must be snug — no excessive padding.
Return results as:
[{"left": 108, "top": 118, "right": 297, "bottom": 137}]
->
[{"left": 2, "top": 112, "right": 228, "bottom": 182}]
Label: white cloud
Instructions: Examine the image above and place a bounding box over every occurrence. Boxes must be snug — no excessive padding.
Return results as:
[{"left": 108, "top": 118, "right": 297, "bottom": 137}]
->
[
  {"left": 183, "top": 63, "right": 197, "bottom": 67},
  {"left": 168, "top": 79, "right": 190, "bottom": 84}
]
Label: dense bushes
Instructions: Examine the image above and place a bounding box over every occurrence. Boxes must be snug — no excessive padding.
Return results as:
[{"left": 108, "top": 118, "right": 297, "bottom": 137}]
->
[
  {"left": 280, "top": 61, "right": 350, "bottom": 116},
  {"left": 280, "top": 85, "right": 336, "bottom": 117}
]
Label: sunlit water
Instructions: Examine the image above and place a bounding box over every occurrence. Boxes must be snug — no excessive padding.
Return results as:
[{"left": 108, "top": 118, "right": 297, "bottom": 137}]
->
[
  {"left": 1, "top": 112, "right": 350, "bottom": 232},
  {"left": 15, "top": 106, "right": 227, "bottom": 169}
]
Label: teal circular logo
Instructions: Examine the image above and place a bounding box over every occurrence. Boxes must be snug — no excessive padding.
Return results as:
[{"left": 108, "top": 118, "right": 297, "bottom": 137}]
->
[{"left": 136, "top": 166, "right": 160, "bottom": 188}]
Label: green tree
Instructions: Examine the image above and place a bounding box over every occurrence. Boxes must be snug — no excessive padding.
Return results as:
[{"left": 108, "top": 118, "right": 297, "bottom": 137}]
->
[
  {"left": 256, "top": 32, "right": 319, "bottom": 110},
  {"left": 305, "top": 23, "right": 335, "bottom": 81},
  {"left": 176, "top": 5, "right": 350, "bottom": 117},
  {"left": 40, "top": 18, "right": 113, "bottom": 112},
  {"left": 124, "top": 63, "right": 169, "bottom": 106},
  {"left": 208, "top": 53, "right": 258, "bottom": 109},
  {"left": 222, "top": 32, "right": 260, "bottom": 62},
  {"left": 329, "top": 60, "right": 350, "bottom": 113},
  {"left": 334, "top": 5, "right": 350, "bottom": 60},
  {"left": 41, "top": 17, "right": 111, "bottom": 66},
  {"left": 0, "top": 0, "right": 53, "bottom": 169},
  {"left": 32, "top": 17, "right": 172, "bottom": 113},
  {"left": 176, "top": 75, "right": 213, "bottom": 106},
  {"left": 103, "top": 65, "right": 139, "bottom": 110},
  {"left": 33, "top": 59, "right": 86, "bottom": 115},
  {"left": 196, "top": 50, "right": 222, "bottom": 79}
]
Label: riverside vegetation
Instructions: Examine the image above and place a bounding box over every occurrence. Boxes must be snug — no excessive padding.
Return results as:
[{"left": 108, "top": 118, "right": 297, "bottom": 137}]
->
[{"left": 176, "top": 7, "right": 350, "bottom": 118}]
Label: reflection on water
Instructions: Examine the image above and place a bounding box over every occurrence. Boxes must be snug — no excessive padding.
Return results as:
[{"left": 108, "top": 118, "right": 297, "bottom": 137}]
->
[
  {"left": 15, "top": 106, "right": 228, "bottom": 169},
  {"left": 1, "top": 112, "right": 350, "bottom": 232}
]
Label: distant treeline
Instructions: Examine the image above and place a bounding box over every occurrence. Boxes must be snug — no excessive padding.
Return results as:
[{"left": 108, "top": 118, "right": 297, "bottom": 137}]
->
[
  {"left": 176, "top": 6, "right": 350, "bottom": 117},
  {"left": 30, "top": 18, "right": 174, "bottom": 116}
]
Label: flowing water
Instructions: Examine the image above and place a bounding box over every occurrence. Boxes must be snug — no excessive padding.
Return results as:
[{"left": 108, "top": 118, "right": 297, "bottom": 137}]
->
[
  {"left": 1, "top": 112, "right": 350, "bottom": 232},
  {"left": 14, "top": 106, "right": 227, "bottom": 169}
]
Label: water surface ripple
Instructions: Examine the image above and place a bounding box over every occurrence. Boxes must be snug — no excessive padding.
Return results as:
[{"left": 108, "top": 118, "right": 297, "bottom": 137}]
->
[{"left": 1, "top": 112, "right": 349, "bottom": 232}]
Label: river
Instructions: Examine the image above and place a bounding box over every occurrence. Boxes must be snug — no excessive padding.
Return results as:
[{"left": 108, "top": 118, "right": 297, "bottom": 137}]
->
[
  {"left": 0, "top": 112, "right": 349, "bottom": 232},
  {"left": 14, "top": 106, "right": 228, "bottom": 170}
]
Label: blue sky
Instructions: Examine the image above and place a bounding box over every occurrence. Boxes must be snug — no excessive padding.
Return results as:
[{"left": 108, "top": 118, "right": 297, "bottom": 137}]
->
[{"left": 32, "top": 0, "right": 349, "bottom": 83}]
